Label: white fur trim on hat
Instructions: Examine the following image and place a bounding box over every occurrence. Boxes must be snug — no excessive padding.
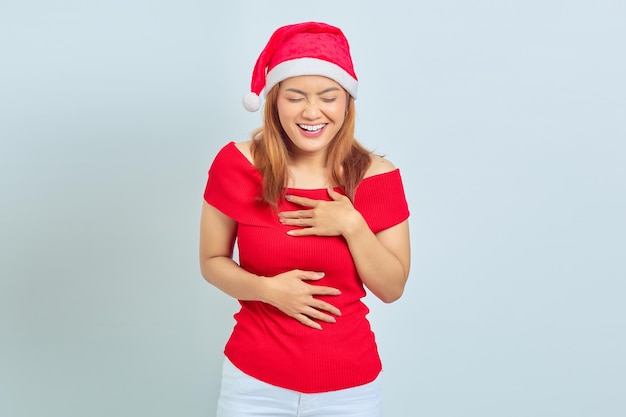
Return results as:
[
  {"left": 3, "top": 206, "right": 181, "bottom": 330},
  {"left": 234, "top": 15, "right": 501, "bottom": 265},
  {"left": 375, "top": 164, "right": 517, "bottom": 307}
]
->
[{"left": 264, "top": 58, "right": 358, "bottom": 99}]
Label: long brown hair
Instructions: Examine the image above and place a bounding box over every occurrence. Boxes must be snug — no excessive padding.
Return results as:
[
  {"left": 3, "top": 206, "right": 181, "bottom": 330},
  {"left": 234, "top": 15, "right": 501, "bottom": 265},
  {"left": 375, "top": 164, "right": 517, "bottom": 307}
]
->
[{"left": 250, "top": 84, "right": 372, "bottom": 208}]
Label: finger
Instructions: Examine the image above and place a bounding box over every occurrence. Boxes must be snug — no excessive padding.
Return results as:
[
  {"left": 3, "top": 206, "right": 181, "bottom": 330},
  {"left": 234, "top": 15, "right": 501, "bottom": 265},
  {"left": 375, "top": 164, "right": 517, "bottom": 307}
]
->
[
  {"left": 303, "top": 306, "right": 337, "bottom": 323},
  {"left": 286, "top": 228, "right": 318, "bottom": 236},
  {"left": 310, "top": 285, "right": 341, "bottom": 296},
  {"left": 278, "top": 209, "right": 314, "bottom": 219},
  {"left": 278, "top": 210, "right": 315, "bottom": 224},
  {"left": 326, "top": 187, "right": 345, "bottom": 201},
  {"left": 296, "top": 314, "right": 323, "bottom": 330},
  {"left": 298, "top": 271, "right": 326, "bottom": 280},
  {"left": 285, "top": 194, "right": 319, "bottom": 207},
  {"left": 310, "top": 299, "right": 342, "bottom": 317},
  {"left": 282, "top": 218, "right": 316, "bottom": 229}
]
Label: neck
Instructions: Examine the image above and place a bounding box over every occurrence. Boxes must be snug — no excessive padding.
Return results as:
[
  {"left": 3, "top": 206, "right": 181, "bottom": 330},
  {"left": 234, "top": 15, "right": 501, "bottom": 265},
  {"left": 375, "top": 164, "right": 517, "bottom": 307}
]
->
[
  {"left": 285, "top": 141, "right": 329, "bottom": 168},
  {"left": 286, "top": 155, "right": 332, "bottom": 189},
  {"left": 288, "top": 152, "right": 326, "bottom": 168}
]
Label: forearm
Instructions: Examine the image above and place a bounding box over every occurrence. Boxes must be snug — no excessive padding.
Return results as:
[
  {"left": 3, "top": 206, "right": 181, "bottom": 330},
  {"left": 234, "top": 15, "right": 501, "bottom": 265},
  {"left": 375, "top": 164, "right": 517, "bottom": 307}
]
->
[
  {"left": 344, "top": 219, "right": 409, "bottom": 303},
  {"left": 276, "top": 189, "right": 410, "bottom": 302},
  {"left": 200, "top": 256, "right": 269, "bottom": 302},
  {"left": 200, "top": 255, "right": 342, "bottom": 329}
]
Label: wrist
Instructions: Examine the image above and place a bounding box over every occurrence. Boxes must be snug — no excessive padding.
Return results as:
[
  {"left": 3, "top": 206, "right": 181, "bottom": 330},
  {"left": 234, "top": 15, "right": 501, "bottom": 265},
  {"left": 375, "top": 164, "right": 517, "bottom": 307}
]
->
[
  {"left": 256, "top": 275, "right": 273, "bottom": 304},
  {"left": 342, "top": 212, "right": 369, "bottom": 239}
]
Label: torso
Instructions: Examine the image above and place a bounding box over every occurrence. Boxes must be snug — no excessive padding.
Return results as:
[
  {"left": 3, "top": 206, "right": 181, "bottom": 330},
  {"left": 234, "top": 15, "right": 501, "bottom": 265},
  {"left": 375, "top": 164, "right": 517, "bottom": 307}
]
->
[{"left": 204, "top": 140, "right": 410, "bottom": 392}]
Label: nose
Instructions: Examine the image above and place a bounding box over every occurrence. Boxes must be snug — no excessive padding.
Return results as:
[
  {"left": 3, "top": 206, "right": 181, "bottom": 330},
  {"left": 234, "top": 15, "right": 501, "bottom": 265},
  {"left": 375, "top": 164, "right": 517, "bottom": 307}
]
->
[{"left": 302, "top": 100, "right": 321, "bottom": 120}]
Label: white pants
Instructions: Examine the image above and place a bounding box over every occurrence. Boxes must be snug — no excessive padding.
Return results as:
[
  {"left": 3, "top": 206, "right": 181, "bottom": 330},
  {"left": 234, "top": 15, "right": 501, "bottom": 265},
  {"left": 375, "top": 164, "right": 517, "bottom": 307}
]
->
[{"left": 216, "top": 358, "right": 383, "bottom": 417}]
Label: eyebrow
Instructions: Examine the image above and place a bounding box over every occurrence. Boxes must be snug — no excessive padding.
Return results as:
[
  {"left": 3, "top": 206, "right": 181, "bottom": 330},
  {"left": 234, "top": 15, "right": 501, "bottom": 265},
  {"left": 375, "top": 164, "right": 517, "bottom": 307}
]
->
[{"left": 285, "top": 87, "right": 341, "bottom": 95}]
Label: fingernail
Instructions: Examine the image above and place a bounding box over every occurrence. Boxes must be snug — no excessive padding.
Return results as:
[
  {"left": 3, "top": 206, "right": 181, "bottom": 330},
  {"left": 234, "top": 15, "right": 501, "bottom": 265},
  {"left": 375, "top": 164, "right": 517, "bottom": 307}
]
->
[{"left": 315, "top": 272, "right": 325, "bottom": 278}]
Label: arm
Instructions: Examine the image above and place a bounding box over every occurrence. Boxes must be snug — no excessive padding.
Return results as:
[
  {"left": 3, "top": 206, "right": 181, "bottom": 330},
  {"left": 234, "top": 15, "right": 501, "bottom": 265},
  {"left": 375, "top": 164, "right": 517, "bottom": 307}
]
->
[
  {"left": 277, "top": 158, "right": 410, "bottom": 303},
  {"left": 280, "top": 192, "right": 410, "bottom": 303},
  {"left": 199, "top": 201, "right": 266, "bottom": 301},
  {"left": 343, "top": 217, "right": 410, "bottom": 303},
  {"left": 199, "top": 201, "right": 342, "bottom": 329}
]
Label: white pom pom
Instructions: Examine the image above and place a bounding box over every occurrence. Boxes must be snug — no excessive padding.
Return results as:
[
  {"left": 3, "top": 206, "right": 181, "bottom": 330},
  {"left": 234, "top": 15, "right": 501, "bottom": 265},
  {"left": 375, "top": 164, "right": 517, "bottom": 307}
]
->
[{"left": 243, "top": 93, "right": 261, "bottom": 112}]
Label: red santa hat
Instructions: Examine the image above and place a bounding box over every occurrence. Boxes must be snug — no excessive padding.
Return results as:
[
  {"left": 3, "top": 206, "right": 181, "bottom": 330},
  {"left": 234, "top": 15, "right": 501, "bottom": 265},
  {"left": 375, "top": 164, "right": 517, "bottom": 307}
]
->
[{"left": 243, "top": 21, "right": 359, "bottom": 112}]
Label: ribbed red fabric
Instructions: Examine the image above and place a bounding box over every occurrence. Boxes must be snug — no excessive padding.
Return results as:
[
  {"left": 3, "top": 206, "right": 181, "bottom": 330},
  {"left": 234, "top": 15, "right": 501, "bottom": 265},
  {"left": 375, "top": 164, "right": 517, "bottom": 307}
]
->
[{"left": 204, "top": 142, "right": 410, "bottom": 393}]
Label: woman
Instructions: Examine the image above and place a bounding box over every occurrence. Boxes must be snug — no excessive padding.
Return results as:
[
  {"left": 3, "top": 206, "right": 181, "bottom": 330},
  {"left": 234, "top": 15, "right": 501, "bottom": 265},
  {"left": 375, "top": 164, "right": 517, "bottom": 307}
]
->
[{"left": 200, "top": 22, "right": 411, "bottom": 417}]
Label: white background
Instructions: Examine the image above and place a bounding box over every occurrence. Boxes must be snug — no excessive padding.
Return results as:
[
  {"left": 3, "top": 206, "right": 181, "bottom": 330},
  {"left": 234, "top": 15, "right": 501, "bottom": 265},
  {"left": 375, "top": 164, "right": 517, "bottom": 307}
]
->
[{"left": 1, "top": 1, "right": 625, "bottom": 416}]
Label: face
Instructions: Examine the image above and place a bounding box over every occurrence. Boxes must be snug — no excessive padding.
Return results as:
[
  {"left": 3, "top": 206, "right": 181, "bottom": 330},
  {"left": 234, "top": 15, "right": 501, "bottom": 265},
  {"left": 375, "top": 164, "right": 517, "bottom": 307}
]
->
[{"left": 276, "top": 75, "right": 348, "bottom": 158}]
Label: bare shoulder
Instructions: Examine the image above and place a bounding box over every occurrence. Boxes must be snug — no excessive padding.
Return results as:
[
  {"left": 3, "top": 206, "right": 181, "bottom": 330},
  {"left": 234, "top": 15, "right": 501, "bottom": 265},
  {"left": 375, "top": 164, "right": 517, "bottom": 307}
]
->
[
  {"left": 364, "top": 154, "right": 397, "bottom": 178},
  {"left": 234, "top": 140, "right": 254, "bottom": 164}
]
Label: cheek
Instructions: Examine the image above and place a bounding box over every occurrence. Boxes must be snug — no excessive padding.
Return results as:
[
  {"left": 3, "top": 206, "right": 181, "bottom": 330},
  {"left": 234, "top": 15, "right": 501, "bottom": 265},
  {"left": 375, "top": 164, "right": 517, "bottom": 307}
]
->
[
  {"left": 330, "top": 104, "right": 347, "bottom": 124},
  {"left": 329, "top": 99, "right": 348, "bottom": 120},
  {"left": 277, "top": 101, "right": 298, "bottom": 122},
  {"left": 276, "top": 104, "right": 291, "bottom": 130},
  {"left": 278, "top": 115, "right": 290, "bottom": 134}
]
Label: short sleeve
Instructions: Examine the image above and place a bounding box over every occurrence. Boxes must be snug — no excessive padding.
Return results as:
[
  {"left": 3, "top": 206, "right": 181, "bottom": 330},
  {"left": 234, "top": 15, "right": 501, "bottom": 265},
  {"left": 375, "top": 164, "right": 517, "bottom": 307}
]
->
[
  {"left": 203, "top": 142, "right": 264, "bottom": 223},
  {"left": 354, "top": 169, "right": 410, "bottom": 233}
]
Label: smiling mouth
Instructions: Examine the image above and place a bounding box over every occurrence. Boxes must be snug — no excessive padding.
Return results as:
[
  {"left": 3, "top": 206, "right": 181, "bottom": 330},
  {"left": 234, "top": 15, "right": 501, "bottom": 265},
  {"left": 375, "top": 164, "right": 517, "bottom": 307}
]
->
[{"left": 297, "top": 123, "right": 326, "bottom": 133}]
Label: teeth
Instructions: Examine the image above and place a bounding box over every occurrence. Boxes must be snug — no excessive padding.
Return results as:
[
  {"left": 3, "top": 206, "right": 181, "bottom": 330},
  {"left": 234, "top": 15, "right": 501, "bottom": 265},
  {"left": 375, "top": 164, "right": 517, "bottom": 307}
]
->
[{"left": 298, "top": 124, "right": 325, "bottom": 132}]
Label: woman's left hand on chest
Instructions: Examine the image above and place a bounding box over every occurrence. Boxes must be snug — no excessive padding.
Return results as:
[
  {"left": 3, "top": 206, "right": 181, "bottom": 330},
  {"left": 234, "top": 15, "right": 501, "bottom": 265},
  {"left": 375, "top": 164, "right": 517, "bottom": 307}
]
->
[{"left": 279, "top": 187, "right": 365, "bottom": 237}]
